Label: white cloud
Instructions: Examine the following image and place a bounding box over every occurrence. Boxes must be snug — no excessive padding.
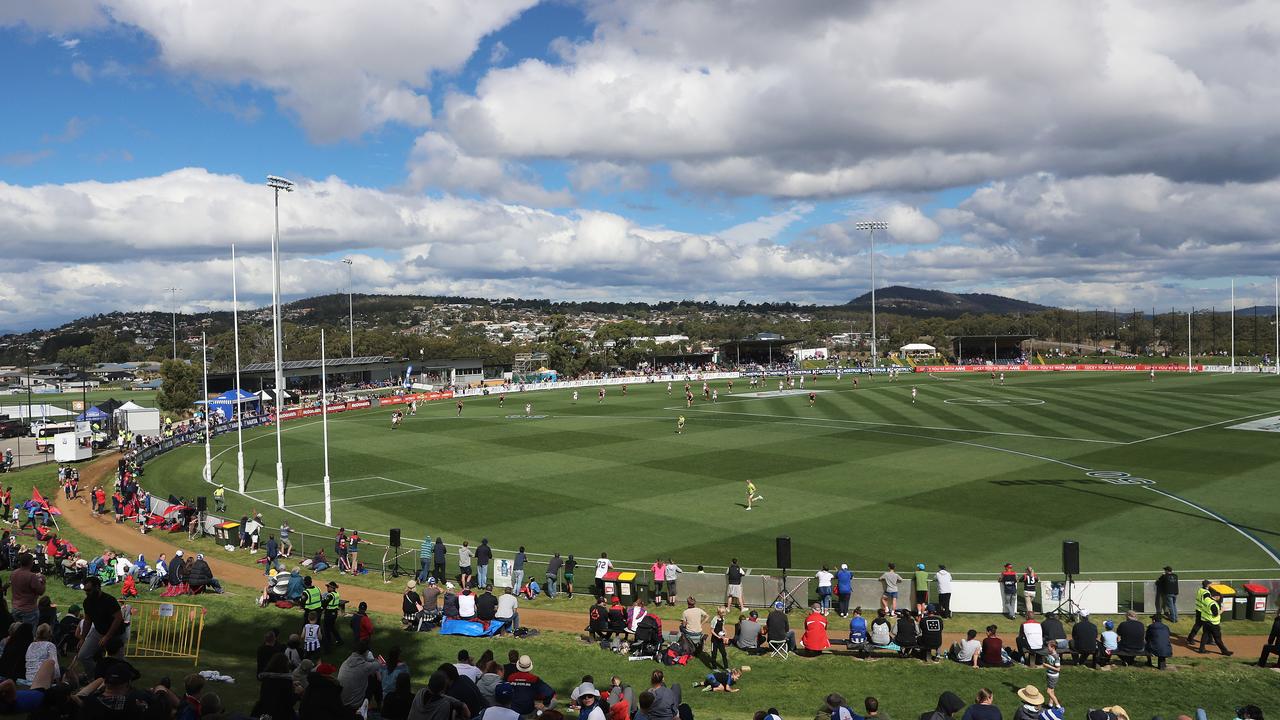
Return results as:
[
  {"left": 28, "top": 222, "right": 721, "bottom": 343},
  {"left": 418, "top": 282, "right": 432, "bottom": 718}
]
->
[
  {"left": 568, "top": 161, "right": 649, "bottom": 193},
  {"left": 405, "top": 132, "right": 574, "bottom": 207},
  {"left": 489, "top": 40, "right": 509, "bottom": 65},
  {"left": 719, "top": 204, "right": 814, "bottom": 247},
  {"left": 442, "top": 0, "right": 1280, "bottom": 196},
  {"left": 70, "top": 60, "right": 93, "bottom": 83},
  {"left": 4, "top": 1, "right": 536, "bottom": 142}
]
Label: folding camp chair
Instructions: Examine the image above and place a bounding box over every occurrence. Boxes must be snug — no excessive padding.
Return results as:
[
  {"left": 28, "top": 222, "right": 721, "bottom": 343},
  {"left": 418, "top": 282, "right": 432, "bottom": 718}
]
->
[{"left": 768, "top": 639, "right": 790, "bottom": 659}]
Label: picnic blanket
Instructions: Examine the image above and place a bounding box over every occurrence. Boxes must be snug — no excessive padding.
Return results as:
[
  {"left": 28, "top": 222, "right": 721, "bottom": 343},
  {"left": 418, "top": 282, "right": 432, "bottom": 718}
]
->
[{"left": 439, "top": 618, "right": 508, "bottom": 637}]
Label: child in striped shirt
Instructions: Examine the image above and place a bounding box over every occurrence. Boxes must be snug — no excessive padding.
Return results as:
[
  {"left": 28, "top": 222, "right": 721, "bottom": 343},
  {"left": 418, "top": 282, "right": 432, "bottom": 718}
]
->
[
  {"left": 302, "top": 612, "right": 322, "bottom": 659},
  {"left": 1044, "top": 642, "right": 1061, "bottom": 707}
]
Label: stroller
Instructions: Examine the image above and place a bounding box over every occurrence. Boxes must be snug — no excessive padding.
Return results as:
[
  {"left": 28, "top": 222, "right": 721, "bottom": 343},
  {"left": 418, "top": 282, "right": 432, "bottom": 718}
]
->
[
  {"left": 406, "top": 608, "right": 442, "bottom": 633},
  {"left": 631, "top": 615, "right": 663, "bottom": 659}
]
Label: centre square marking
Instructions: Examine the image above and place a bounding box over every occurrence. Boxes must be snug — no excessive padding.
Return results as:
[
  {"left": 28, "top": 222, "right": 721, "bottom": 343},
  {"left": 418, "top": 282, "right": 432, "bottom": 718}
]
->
[
  {"left": 944, "top": 397, "right": 1046, "bottom": 406},
  {"left": 1227, "top": 415, "right": 1280, "bottom": 433}
]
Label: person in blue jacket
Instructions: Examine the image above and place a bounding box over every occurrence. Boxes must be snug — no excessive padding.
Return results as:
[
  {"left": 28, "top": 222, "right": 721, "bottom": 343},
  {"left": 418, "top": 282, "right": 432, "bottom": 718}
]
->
[{"left": 835, "top": 564, "right": 854, "bottom": 618}]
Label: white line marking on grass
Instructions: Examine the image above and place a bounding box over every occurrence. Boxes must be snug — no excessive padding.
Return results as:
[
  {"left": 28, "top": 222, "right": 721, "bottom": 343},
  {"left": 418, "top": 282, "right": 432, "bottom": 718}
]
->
[
  {"left": 1126, "top": 410, "right": 1280, "bottom": 445},
  {"left": 241, "top": 476, "right": 395, "bottom": 495},
  {"left": 1143, "top": 487, "right": 1280, "bottom": 567},
  {"left": 288, "top": 487, "right": 423, "bottom": 508},
  {"left": 678, "top": 407, "right": 1124, "bottom": 444}
]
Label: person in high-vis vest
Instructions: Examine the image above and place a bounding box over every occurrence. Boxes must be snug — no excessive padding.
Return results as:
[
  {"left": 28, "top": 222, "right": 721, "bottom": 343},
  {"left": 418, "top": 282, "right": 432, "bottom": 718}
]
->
[
  {"left": 1185, "top": 580, "right": 1212, "bottom": 645},
  {"left": 301, "top": 576, "right": 323, "bottom": 621},
  {"left": 1196, "top": 590, "right": 1232, "bottom": 656},
  {"left": 321, "top": 580, "right": 343, "bottom": 650}
]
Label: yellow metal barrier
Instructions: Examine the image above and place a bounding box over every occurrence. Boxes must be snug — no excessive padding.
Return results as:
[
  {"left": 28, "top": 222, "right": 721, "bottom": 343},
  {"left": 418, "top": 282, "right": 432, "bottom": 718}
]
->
[{"left": 126, "top": 600, "right": 207, "bottom": 666}]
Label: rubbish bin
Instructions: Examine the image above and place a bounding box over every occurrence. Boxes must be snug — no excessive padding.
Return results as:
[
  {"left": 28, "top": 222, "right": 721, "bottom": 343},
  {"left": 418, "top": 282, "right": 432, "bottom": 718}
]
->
[
  {"left": 1243, "top": 583, "right": 1270, "bottom": 621},
  {"left": 1232, "top": 587, "right": 1248, "bottom": 620},
  {"left": 1209, "top": 583, "right": 1236, "bottom": 621},
  {"left": 603, "top": 571, "right": 638, "bottom": 604}
]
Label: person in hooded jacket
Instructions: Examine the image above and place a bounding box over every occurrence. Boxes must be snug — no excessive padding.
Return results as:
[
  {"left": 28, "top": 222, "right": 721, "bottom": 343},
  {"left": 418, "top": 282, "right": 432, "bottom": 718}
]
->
[{"left": 920, "top": 691, "right": 965, "bottom": 720}]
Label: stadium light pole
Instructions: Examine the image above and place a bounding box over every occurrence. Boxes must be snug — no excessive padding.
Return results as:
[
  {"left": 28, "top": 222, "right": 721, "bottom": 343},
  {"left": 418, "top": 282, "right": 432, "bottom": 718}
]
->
[
  {"left": 1230, "top": 279, "right": 1236, "bottom": 374},
  {"left": 165, "top": 287, "right": 181, "bottom": 359},
  {"left": 321, "top": 329, "right": 332, "bottom": 525},
  {"left": 267, "top": 174, "right": 294, "bottom": 509},
  {"left": 855, "top": 221, "right": 889, "bottom": 368},
  {"left": 343, "top": 258, "right": 355, "bottom": 359},
  {"left": 201, "top": 332, "right": 211, "bottom": 484},
  {"left": 1274, "top": 277, "right": 1278, "bottom": 376},
  {"left": 1187, "top": 309, "right": 1192, "bottom": 374},
  {"left": 231, "top": 244, "right": 246, "bottom": 494}
]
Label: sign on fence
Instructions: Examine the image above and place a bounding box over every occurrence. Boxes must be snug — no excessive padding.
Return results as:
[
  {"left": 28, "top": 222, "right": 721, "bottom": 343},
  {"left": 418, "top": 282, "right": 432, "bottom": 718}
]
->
[{"left": 126, "top": 600, "right": 207, "bottom": 666}]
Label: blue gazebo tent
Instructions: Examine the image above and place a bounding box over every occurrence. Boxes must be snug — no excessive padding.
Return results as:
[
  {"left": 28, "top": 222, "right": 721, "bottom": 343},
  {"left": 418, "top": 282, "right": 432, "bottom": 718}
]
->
[
  {"left": 76, "top": 406, "right": 109, "bottom": 422},
  {"left": 204, "top": 389, "right": 261, "bottom": 419}
]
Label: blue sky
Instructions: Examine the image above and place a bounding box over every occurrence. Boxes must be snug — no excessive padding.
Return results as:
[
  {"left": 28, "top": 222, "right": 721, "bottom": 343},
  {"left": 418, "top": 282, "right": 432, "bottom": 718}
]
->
[{"left": 1, "top": 1, "right": 1278, "bottom": 330}]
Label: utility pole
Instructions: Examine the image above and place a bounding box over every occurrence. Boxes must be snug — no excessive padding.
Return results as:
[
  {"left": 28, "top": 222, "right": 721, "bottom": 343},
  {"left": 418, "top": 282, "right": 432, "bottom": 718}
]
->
[{"left": 165, "top": 287, "right": 181, "bottom": 359}]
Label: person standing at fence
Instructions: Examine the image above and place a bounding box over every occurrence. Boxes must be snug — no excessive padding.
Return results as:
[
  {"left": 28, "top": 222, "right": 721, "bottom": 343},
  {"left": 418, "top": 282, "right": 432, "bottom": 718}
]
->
[
  {"left": 563, "top": 554, "right": 577, "bottom": 599},
  {"left": 651, "top": 559, "right": 668, "bottom": 607},
  {"left": 432, "top": 537, "right": 447, "bottom": 583},
  {"left": 1000, "top": 564, "right": 1019, "bottom": 619},
  {"left": 835, "top": 564, "right": 854, "bottom": 618},
  {"left": 418, "top": 537, "right": 433, "bottom": 583},
  {"left": 1154, "top": 566, "right": 1179, "bottom": 622},
  {"left": 936, "top": 564, "right": 953, "bottom": 618},
  {"left": 815, "top": 565, "right": 833, "bottom": 615},
  {"left": 279, "top": 522, "right": 292, "bottom": 558},
  {"left": 665, "top": 559, "right": 682, "bottom": 606},
  {"left": 476, "top": 539, "right": 492, "bottom": 588},
  {"left": 725, "top": 559, "right": 745, "bottom": 611},
  {"left": 545, "top": 553, "right": 563, "bottom": 598},
  {"left": 459, "top": 541, "right": 473, "bottom": 589},
  {"left": 512, "top": 546, "right": 526, "bottom": 593},
  {"left": 347, "top": 531, "right": 361, "bottom": 577},
  {"left": 594, "top": 553, "right": 613, "bottom": 599},
  {"left": 1021, "top": 566, "right": 1039, "bottom": 614}
]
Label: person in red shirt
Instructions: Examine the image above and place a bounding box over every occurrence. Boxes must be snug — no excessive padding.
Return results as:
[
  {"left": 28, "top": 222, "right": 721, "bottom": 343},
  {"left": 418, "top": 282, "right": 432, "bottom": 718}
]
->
[
  {"left": 980, "top": 624, "right": 1012, "bottom": 667},
  {"left": 351, "top": 601, "right": 374, "bottom": 645},
  {"left": 802, "top": 603, "right": 831, "bottom": 653}
]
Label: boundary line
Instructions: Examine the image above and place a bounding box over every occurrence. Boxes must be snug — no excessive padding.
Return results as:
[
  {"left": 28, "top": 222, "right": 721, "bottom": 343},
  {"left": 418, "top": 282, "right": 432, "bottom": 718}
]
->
[
  {"left": 288, "top": 487, "right": 422, "bottom": 508},
  {"left": 1127, "top": 410, "right": 1280, "bottom": 445}
]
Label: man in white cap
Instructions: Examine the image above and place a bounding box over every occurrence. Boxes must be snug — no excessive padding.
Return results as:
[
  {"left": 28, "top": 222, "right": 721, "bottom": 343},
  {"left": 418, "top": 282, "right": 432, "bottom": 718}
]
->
[{"left": 835, "top": 563, "right": 854, "bottom": 617}]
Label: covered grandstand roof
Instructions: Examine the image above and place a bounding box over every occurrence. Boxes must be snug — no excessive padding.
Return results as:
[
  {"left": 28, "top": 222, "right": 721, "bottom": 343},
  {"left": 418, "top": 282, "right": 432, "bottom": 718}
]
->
[{"left": 240, "top": 355, "right": 396, "bottom": 373}]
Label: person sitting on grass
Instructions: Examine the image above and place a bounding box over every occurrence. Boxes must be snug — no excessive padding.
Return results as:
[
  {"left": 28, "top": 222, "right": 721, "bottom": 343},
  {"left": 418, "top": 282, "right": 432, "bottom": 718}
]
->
[
  {"left": 959, "top": 687, "right": 1000, "bottom": 720},
  {"left": 1145, "top": 614, "right": 1173, "bottom": 670},
  {"left": 736, "top": 610, "right": 763, "bottom": 654},
  {"left": 894, "top": 610, "right": 919, "bottom": 655},
  {"left": 186, "top": 553, "right": 221, "bottom": 594},
  {"left": 921, "top": 691, "right": 965, "bottom": 720},
  {"left": 951, "top": 629, "right": 982, "bottom": 666},
  {"left": 694, "top": 668, "right": 743, "bottom": 692},
  {"left": 980, "top": 625, "right": 1012, "bottom": 667},
  {"left": 919, "top": 605, "right": 944, "bottom": 662}
]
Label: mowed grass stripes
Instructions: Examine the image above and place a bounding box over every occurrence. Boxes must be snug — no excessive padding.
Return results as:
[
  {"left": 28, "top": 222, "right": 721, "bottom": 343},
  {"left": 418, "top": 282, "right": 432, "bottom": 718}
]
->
[{"left": 158, "top": 372, "right": 1280, "bottom": 574}]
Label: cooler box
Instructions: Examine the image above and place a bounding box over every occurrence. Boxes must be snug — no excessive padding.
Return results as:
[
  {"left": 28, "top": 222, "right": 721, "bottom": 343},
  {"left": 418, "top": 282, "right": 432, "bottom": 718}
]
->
[
  {"left": 1209, "top": 583, "right": 1236, "bottom": 621},
  {"left": 1243, "top": 584, "right": 1270, "bottom": 621},
  {"left": 603, "top": 571, "right": 638, "bottom": 603}
]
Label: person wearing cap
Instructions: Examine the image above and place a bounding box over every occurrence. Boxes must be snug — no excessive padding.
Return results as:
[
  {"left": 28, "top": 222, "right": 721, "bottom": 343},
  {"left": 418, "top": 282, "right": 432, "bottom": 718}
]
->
[
  {"left": 766, "top": 600, "right": 794, "bottom": 650},
  {"left": 1155, "top": 566, "right": 1179, "bottom": 622},
  {"left": 321, "top": 581, "right": 343, "bottom": 650},
  {"left": 187, "top": 552, "right": 221, "bottom": 593},
  {"left": 571, "top": 681, "right": 607, "bottom": 720},
  {"left": 913, "top": 563, "right": 929, "bottom": 614},
  {"left": 506, "top": 654, "right": 556, "bottom": 715},
  {"left": 1145, "top": 614, "right": 1172, "bottom": 669},
  {"left": 74, "top": 659, "right": 154, "bottom": 717},
  {"left": 835, "top": 563, "right": 854, "bottom": 617},
  {"left": 801, "top": 602, "right": 830, "bottom": 654},
  {"left": 1196, "top": 588, "right": 1232, "bottom": 655},
  {"left": 421, "top": 577, "right": 442, "bottom": 612},
  {"left": 443, "top": 582, "right": 460, "bottom": 618},
  {"left": 736, "top": 610, "right": 763, "bottom": 653},
  {"left": 1000, "top": 564, "right": 1019, "bottom": 619},
  {"left": 485, "top": 682, "right": 521, "bottom": 720}
]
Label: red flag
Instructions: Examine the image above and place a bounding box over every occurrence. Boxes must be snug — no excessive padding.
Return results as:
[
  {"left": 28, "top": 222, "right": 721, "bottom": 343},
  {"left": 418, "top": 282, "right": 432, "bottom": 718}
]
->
[{"left": 30, "top": 487, "right": 61, "bottom": 516}]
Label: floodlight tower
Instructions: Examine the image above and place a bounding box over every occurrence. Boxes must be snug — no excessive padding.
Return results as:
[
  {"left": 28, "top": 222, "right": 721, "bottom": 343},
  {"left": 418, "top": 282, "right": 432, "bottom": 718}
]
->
[
  {"left": 343, "top": 258, "right": 355, "bottom": 358},
  {"left": 855, "top": 221, "right": 889, "bottom": 368},
  {"left": 267, "top": 174, "right": 294, "bottom": 509}
]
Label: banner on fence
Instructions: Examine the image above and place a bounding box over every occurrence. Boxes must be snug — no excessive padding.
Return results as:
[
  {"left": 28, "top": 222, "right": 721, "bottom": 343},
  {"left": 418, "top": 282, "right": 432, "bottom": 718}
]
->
[{"left": 915, "top": 364, "right": 1200, "bottom": 373}]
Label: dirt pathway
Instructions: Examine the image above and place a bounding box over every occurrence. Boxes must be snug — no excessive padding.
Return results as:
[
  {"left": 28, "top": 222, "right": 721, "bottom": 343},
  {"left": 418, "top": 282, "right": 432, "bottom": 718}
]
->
[{"left": 55, "top": 454, "right": 1269, "bottom": 659}]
